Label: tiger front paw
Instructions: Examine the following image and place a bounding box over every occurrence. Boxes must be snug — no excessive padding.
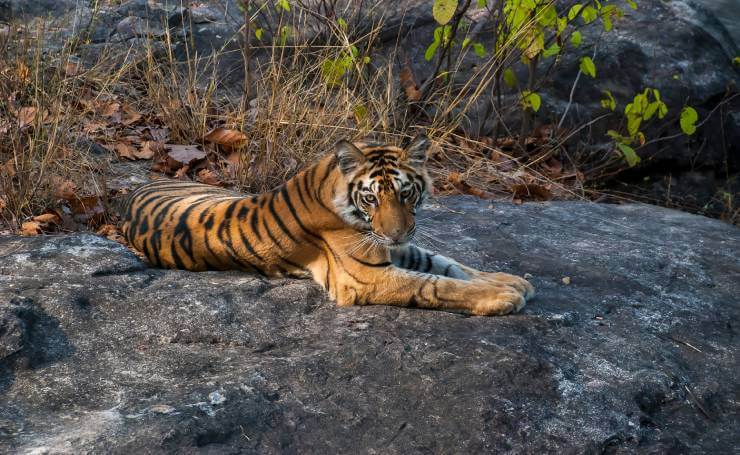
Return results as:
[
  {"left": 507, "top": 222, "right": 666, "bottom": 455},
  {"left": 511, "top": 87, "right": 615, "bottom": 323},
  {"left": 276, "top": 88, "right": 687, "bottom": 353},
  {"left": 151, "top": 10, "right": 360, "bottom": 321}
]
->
[
  {"left": 470, "top": 289, "right": 526, "bottom": 316},
  {"left": 475, "top": 272, "right": 535, "bottom": 301}
]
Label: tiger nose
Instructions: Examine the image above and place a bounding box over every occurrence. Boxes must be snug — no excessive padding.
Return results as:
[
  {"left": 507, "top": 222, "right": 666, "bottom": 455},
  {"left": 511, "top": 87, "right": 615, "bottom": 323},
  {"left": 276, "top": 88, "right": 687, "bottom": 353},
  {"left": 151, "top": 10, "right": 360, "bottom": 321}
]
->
[{"left": 387, "top": 226, "right": 404, "bottom": 241}]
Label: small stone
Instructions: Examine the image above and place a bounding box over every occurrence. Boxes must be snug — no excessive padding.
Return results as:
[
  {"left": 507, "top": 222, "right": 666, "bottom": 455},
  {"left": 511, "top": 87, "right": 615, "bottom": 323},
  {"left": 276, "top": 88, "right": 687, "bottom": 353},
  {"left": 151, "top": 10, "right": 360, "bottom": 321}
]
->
[
  {"left": 149, "top": 404, "right": 176, "bottom": 414},
  {"left": 562, "top": 276, "right": 571, "bottom": 285},
  {"left": 209, "top": 391, "right": 226, "bottom": 405},
  {"left": 524, "top": 273, "right": 533, "bottom": 280}
]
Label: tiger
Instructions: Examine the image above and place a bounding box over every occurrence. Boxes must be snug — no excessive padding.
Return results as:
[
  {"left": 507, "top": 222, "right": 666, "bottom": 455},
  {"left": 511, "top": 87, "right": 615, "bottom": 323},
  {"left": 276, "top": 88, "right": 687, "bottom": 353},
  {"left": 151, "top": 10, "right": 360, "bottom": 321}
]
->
[{"left": 120, "top": 135, "right": 534, "bottom": 316}]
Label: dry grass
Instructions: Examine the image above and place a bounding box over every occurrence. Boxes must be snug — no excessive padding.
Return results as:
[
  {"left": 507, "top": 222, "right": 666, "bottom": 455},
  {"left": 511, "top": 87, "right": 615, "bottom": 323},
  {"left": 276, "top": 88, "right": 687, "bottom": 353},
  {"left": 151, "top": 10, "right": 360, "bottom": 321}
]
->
[{"left": 1, "top": 8, "right": 735, "bottom": 233}]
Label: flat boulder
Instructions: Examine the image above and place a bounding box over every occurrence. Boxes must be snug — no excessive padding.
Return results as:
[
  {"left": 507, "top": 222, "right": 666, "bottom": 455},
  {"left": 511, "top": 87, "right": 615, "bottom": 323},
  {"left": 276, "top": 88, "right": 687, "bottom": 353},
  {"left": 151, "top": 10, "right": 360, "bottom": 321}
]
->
[{"left": 0, "top": 197, "right": 738, "bottom": 453}]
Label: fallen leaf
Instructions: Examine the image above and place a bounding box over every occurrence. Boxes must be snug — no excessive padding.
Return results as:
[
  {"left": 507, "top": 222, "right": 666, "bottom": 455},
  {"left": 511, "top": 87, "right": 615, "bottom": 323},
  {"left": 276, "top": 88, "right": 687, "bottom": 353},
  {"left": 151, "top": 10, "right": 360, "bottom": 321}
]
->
[
  {"left": 400, "top": 65, "right": 422, "bottom": 101},
  {"left": 16, "top": 106, "right": 38, "bottom": 128},
  {"left": 511, "top": 183, "right": 552, "bottom": 201},
  {"left": 32, "top": 213, "right": 61, "bottom": 224},
  {"left": 196, "top": 168, "right": 222, "bottom": 186},
  {"left": 447, "top": 172, "right": 494, "bottom": 199},
  {"left": 204, "top": 128, "right": 247, "bottom": 148},
  {"left": 54, "top": 179, "right": 78, "bottom": 200},
  {"left": 139, "top": 141, "right": 164, "bottom": 159},
  {"left": 167, "top": 144, "right": 207, "bottom": 165},
  {"left": 82, "top": 120, "right": 108, "bottom": 134},
  {"left": 67, "top": 195, "right": 105, "bottom": 226},
  {"left": 64, "top": 58, "right": 82, "bottom": 76},
  {"left": 99, "top": 101, "right": 121, "bottom": 118},
  {"left": 121, "top": 104, "right": 143, "bottom": 125},
  {"left": 174, "top": 165, "right": 190, "bottom": 179},
  {"left": 113, "top": 141, "right": 138, "bottom": 160},
  {"left": 21, "top": 221, "right": 41, "bottom": 236},
  {"left": 138, "top": 126, "right": 169, "bottom": 142}
]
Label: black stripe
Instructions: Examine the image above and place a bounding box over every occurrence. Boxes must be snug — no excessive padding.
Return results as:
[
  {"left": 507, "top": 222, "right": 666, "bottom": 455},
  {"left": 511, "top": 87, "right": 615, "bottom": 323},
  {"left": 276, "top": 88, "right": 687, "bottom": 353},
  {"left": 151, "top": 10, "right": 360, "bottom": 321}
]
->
[
  {"left": 294, "top": 174, "right": 309, "bottom": 209},
  {"left": 250, "top": 210, "right": 262, "bottom": 242},
  {"left": 351, "top": 257, "right": 392, "bottom": 268},
  {"left": 279, "top": 187, "right": 322, "bottom": 246},
  {"left": 422, "top": 251, "right": 433, "bottom": 273},
  {"left": 409, "top": 246, "right": 420, "bottom": 270},
  {"left": 268, "top": 192, "right": 299, "bottom": 243}
]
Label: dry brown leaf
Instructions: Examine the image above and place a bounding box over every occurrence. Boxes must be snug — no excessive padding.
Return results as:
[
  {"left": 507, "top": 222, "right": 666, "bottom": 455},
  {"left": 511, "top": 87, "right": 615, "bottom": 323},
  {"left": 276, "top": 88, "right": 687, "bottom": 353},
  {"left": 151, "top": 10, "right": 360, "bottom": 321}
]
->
[
  {"left": 226, "top": 151, "right": 241, "bottom": 165},
  {"left": 167, "top": 144, "right": 207, "bottom": 165},
  {"left": 67, "top": 195, "right": 105, "bottom": 225},
  {"left": 82, "top": 120, "right": 108, "bottom": 134},
  {"left": 113, "top": 141, "right": 138, "bottom": 160},
  {"left": 99, "top": 102, "right": 121, "bottom": 117},
  {"left": 204, "top": 128, "right": 247, "bottom": 148},
  {"left": 139, "top": 141, "right": 164, "bottom": 160},
  {"left": 2, "top": 159, "right": 15, "bottom": 178},
  {"left": 400, "top": 65, "right": 422, "bottom": 101},
  {"left": 54, "top": 179, "right": 77, "bottom": 200},
  {"left": 96, "top": 224, "right": 126, "bottom": 244},
  {"left": 138, "top": 126, "right": 169, "bottom": 142},
  {"left": 511, "top": 183, "right": 552, "bottom": 201},
  {"left": 174, "top": 165, "right": 190, "bottom": 179},
  {"left": 121, "top": 104, "right": 143, "bottom": 125},
  {"left": 448, "top": 171, "right": 493, "bottom": 199},
  {"left": 33, "top": 213, "right": 61, "bottom": 224},
  {"left": 64, "top": 58, "right": 82, "bottom": 76},
  {"left": 21, "top": 221, "right": 41, "bottom": 236},
  {"left": 196, "top": 168, "right": 222, "bottom": 186},
  {"left": 16, "top": 106, "right": 38, "bottom": 128},
  {"left": 542, "top": 158, "right": 563, "bottom": 178}
]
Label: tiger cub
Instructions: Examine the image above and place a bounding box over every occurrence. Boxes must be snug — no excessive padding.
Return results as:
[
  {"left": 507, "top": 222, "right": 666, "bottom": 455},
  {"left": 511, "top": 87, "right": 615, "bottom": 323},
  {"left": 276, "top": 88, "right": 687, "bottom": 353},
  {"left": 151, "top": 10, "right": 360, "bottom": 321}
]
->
[{"left": 121, "top": 136, "right": 534, "bottom": 315}]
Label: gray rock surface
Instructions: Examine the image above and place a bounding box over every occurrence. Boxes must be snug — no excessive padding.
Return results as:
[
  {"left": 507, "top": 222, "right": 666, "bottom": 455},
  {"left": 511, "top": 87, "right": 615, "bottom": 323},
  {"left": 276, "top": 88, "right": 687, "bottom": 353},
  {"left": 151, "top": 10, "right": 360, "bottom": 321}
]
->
[{"left": 1, "top": 197, "right": 738, "bottom": 453}]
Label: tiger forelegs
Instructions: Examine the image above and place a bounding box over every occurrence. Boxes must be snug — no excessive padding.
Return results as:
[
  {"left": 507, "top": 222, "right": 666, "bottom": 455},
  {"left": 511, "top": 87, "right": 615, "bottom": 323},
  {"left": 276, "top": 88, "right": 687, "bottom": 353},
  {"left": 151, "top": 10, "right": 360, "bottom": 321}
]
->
[
  {"left": 335, "top": 267, "right": 527, "bottom": 316},
  {"left": 391, "top": 245, "right": 535, "bottom": 301}
]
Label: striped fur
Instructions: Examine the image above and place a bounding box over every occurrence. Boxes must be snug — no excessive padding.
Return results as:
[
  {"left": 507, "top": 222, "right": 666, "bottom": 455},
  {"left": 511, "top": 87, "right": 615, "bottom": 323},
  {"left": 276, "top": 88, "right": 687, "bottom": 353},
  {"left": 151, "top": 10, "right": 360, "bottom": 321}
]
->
[{"left": 121, "top": 136, "right": 534, "bottom": 315}]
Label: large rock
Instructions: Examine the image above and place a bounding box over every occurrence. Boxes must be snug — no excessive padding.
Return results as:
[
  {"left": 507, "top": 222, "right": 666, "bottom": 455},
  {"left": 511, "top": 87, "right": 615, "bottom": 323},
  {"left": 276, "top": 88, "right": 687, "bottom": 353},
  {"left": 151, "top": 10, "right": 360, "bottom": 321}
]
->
[{"left": 0, "top": 197, "right": 738, "bottom": 453}]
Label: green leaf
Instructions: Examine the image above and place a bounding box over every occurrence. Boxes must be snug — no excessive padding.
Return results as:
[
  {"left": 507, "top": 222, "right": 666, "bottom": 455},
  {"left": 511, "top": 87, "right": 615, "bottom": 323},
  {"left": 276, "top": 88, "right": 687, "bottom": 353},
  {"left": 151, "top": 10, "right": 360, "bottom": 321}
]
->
[
  {"left": 657, "top": 102, "right": 668, "bottom": 119},
  {"left": 537, "top": 5, "right": 558, "bottom": 27},
  {"left": 570, "top": 31, "right": 582, "bottom": 47},
  {"left": 626, "top": 114, "right": 642, "bottom": 137},
  {"left": 557, "top": 17, "right": 568, "bottom": 34},
  {"left": 568, "top": 4, "right": 583, "bottom": 20},
  {"left": 580, "top": 56, "right": 596, "bottom": 78},
  {"left": 607, "top": 129, "right": 628, "bottom": 142},
  {"left": 321, "top": 59, "right": 346, "bottom": 86},
  {"left": 337, "top": 17, "right": 347, "bottom": 31},
  {"left": 521, "top": 90, "right": 542, "bottom": 112},
  {"left": 276, "top": 0, "right": 290, "bottom": 12},
  {"left": 477, "top": 0, "right": 487, "bottom": 7},
  {"left": 462, "top": 37, "right": 471, "bottom": 48},
  {"left": 581, "top": 6, "right": 598, "bottom": 24},
  {"left": 279, "top": 25, "right": 290, "bottom": 46},
  {"left": 503, "top": 68, "right": 518, "bottom": 88},
  {"left": 680, "top": 106, "right": 698, "bottom": 135},
  {"left": 617, "top": 143, "right": 641, "bottom": 167},
  {"left": 254, "top": 28, "right": 263, "bottom": 40},
  {"left": 626, "top": 0, "right": 637, "bottom": 10},
  {"left": 733, "top": 56, "right": 740, "bottom": 66},
  {"left": 425, "top": 41, "right": 439, "bottom": 61},
  {"left": 600, "top": 90, "right": 616, "bottom": 111},
  {"left": 643, "top": 102, "right": 659, "bottom": 120},
  {"left": 543, "top": 44, "right": 561, "bottom": 58},
  {"left": 433, "top": 0, "right": 458, "bottom": 25},
  {"left": 472, "top": 42, "right": 486, "bottom": 57},
  {"left": 601, "top": 15, "right": 612, "bottom": 32}
]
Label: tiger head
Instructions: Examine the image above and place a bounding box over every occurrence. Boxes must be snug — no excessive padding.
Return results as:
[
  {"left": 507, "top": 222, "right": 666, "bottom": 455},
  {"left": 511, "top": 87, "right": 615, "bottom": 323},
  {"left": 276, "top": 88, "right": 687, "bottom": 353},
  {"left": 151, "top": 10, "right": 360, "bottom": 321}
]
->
[{"left": 333, "top": 135, "right": 432, "bottom": 247}]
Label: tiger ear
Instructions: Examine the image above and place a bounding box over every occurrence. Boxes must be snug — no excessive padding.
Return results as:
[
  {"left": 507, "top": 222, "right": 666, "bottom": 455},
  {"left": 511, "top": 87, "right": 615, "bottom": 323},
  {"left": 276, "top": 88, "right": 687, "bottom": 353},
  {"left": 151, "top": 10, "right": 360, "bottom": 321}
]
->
[
  {"left": 402, "top": 134, "right": 431, "bottom": 168},
  {"left": 334, "top": 140, "right": 366, "bottom": 174}
]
